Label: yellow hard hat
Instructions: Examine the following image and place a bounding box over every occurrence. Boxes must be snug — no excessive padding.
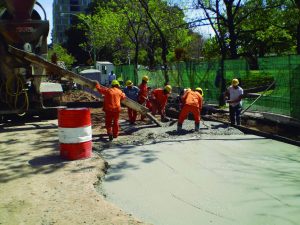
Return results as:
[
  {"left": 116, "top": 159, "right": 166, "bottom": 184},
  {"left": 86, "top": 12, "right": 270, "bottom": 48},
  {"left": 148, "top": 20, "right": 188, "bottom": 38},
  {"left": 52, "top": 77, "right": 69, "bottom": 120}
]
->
[
  {"left": 142, "top": 76, "right": 149, "bottom": 82},
  {"left": 164, "top": 85, "right": 172, "bottom": 93},
  {"left": 126, "top": 80, "right": 133, "bottom": 86},
  {"left": 195, "top": 87, "right": 204, "bottom": 96},
  {"left": 232, "top": 78, "right": 239, "bottom": 86},
  {"left": 111, "top": 80, "right": 120, "bottom": 87}
]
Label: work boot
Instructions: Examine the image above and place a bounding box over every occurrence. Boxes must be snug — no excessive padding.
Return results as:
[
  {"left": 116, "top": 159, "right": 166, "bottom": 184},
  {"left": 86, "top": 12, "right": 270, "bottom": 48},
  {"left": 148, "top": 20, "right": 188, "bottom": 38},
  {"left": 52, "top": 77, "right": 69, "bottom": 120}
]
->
[
  {"left": 195, "top": 123, "right": 200, "bottom": 132},
  {"left": 177, "top": 123, "right": 183, "bottom": 132},
  {"left": 108, "top": 134, "right": 113, "bottom": 141},
  {"left": 161, "top": 116, "right": 170, "bottom": 122},
  {"left": 236, "top": 117, "right": 241, "bottom": 126}
]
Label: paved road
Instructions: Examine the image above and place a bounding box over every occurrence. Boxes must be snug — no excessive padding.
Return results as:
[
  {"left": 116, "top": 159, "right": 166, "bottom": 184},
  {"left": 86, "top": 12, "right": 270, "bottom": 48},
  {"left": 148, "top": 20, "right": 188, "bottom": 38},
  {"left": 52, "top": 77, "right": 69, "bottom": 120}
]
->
[{"left": 100, "top": 128, "right": 300, "bottom": 225}]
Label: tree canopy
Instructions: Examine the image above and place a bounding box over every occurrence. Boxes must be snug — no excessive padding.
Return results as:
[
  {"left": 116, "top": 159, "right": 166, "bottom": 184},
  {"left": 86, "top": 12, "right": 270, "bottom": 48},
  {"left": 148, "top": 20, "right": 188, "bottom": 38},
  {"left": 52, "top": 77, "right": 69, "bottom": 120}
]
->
[{"left": 61, "top": 0, "right": 300, "bottom": 73}]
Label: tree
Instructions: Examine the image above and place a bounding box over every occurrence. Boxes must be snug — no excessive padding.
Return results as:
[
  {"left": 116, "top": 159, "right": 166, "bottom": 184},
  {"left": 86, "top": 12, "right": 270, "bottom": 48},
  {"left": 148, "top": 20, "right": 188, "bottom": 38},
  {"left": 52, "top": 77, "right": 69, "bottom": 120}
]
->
[
  {"left": 77, "top": 5, "right": 124, "bottom": 63},
  {"left": 138, "top": 0, "right": 190, "bottom": 84},
  {"left": 185, "top": 32, "right": 205, "bottom": 60},
  {"left": 293, "top": 0, "right": 300, "bottom": 54},
  {"left": 47, "top": 44, "right": 75, "bottom": 69},
  {"left": 64, "top": 19, "right": 90, "bottom": 66},
  {"left": 193, "top": 0, "right": 250, "bottom": 60},
  {"left": 77, "top": 0, "right": 191, "bottom": 85},
  {"left": 281, "top": 0, "right": 300, "bottom": 54},
  {"left": 119, "top": 0, "right": 147, "bottom": 84}
]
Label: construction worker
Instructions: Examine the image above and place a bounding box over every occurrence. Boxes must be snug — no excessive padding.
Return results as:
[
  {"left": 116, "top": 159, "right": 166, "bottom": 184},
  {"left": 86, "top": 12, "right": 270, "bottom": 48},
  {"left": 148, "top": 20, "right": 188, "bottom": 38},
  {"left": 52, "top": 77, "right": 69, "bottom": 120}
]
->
[
  {"left": 145, "top": 87, "right": 153, "bottom": 112},
  {"left": 123, "top": 80, "right": 140, "bottom": 124},
  {"left": 177, "top": 88, "right": 203, "bottom": 132},
  {"left": 151, "top": 85, "right": 172, "bottom": 121},
  {"left": 224, "top": 78, "right": 244, "bottom": 125},
  {"left": 178, "top": 88, "right": 191, "bottom": 110},
  {"left": 138, "top": 76, "right": 149, "bottom": 121},
  {"left": 95, "top": 80, "right": 126, "bottom": 141},
  {"left": 108, "top": 71, "right": 116, "bottom": 85}
]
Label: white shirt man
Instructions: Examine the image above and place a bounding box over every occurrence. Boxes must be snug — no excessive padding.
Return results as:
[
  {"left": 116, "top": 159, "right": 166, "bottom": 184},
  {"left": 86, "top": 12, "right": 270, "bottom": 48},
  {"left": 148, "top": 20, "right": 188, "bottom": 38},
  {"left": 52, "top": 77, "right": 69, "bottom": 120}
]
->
[
  {"left": 227, "top": 85, "right": 243, "bottom": 107},
  {"left": 225, "top": 78, "right": 243, "bottom": 125}
]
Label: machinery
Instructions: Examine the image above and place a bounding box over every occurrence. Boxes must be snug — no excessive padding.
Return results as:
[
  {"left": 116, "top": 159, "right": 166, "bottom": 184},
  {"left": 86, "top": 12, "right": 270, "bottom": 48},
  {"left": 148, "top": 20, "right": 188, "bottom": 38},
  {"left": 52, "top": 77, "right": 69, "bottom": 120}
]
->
[
  {"left": 0, "top": 0, "right": 62, "bottom": 118},
  {"left": 0, "top": 0, "right": 161, "bottom": 126}
]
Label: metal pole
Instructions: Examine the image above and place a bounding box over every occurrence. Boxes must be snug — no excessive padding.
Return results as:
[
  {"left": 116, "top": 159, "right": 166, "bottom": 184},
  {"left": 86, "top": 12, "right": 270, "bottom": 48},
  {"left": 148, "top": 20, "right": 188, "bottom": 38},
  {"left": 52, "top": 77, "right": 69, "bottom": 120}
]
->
[
  {"left": 241, "top": 80, "right": 276, "bottom": 115},
  {"left": 91, "top": 30, "right": 96, "bottom": 67}
]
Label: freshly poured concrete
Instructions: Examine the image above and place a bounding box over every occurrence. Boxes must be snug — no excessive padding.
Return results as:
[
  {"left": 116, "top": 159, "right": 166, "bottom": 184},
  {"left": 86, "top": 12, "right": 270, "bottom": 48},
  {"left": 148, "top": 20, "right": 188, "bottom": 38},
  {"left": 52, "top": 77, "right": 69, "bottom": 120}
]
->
[{"left": 99, "top": 122, "right": 300, "bottom": 225}]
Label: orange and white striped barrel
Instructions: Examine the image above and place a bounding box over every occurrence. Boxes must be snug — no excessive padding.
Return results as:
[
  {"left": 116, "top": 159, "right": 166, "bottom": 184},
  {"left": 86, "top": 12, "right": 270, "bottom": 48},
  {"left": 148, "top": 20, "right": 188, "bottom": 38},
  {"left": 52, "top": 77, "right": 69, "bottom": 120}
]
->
[{"left": 58, "top": 108, "right": 92, "bottom": 160}]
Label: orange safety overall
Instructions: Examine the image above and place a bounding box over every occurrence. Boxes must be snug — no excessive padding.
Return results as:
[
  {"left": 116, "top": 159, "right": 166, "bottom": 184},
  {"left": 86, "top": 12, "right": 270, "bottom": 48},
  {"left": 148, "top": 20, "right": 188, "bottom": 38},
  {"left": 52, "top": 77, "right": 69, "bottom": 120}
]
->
[
  {"left": 178, "top": 90, "right": 203, "bottom": 124},
  {"left": 151, "top": 89, "right": 169, "bottom": 117},
  {"left": 96, "top": 84, "right": 126, "bottom": 137},
  {"left": 127, "top": 108, "right": 137, "bottom": 123},
  {"left": 138, "top": 82, "right": 148, "bottom": 120}
]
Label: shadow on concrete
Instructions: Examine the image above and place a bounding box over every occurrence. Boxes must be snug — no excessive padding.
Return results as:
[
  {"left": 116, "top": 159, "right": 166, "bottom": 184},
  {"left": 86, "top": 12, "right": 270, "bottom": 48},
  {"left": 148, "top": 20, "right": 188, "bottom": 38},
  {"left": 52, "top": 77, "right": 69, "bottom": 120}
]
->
[
  {"left": 29, "top": 154, "right": 65, "bottom": 167},
  {"left": 0, "top": 141, "right": 66, "bottom": 183},
  {"left": 211, "top": 124, "right": 229, "bottom": 129},
  {"left": 0, "top": 123, "right": 57, "bottom": 133},
  {"left": 0, "top": 122, "right": 78, "bottom": 184},
  {"left": 166, "top": 129, "right": 197, "bottom": 136}
]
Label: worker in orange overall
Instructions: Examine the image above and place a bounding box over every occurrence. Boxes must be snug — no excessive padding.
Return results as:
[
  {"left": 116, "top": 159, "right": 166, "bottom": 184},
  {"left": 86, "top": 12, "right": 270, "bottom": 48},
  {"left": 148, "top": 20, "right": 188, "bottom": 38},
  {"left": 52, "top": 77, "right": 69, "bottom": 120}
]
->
[
  {"left": 145, "top": 87, "right": 153, "bottom": 112},
  {"left": 95, "top": 80, "right": 126, "bottom": 141},
  {"left": 138, "top": 76, "right": 149, "bottom": 121},
  {"left": 177, "top": 87, "right": 203, "bottom": 132},
  {"left": 151, "top": 85, "right": 172, "bottom": 121}
]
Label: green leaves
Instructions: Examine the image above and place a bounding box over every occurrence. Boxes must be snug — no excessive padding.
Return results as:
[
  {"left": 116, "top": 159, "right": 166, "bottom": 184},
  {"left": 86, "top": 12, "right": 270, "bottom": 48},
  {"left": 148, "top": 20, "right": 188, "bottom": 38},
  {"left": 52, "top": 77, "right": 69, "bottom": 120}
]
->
[
  {"left": 47, "top": 44, "right": 76, "bottom": 69},
  {"left": 71, "top": 0, "right": 192, "bottom": 66}
]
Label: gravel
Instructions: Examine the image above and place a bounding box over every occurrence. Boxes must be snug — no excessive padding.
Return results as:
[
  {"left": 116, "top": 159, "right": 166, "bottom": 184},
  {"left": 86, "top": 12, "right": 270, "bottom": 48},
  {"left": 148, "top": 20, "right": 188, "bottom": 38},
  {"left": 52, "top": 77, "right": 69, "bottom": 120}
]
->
[{"left": 93, "top": 120, "right": 244, "bottom": 152}]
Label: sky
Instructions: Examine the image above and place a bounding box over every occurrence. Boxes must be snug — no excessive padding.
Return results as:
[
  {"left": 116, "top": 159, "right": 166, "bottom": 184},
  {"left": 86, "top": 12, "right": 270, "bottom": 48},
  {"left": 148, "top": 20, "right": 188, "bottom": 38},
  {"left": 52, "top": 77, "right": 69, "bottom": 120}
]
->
[{"left": 34, "top": 0, "right": 53, "bottom": 44}]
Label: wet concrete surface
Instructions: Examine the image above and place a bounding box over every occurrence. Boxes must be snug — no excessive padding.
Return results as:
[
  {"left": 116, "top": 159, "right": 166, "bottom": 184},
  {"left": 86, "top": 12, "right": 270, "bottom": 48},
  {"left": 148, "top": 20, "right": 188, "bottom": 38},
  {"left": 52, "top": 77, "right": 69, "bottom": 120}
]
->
[{"left": 95, "top": 120, "right": 300, "bottom": 225}]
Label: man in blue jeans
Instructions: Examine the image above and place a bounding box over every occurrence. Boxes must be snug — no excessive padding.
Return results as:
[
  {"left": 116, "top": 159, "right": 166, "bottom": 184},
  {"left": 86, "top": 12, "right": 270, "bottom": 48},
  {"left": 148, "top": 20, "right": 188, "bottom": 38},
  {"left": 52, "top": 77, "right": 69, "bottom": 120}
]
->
[{"left": 225, "top": 78, "right": 243, "bottom": 125}]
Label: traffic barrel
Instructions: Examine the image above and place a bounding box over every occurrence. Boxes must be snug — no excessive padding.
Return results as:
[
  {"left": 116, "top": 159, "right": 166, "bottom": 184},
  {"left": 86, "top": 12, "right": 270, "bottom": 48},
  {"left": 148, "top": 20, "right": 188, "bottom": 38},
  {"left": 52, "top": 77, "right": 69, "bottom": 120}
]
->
[{"left": 58, "top": 108, "right": 92, "bottom": 160}]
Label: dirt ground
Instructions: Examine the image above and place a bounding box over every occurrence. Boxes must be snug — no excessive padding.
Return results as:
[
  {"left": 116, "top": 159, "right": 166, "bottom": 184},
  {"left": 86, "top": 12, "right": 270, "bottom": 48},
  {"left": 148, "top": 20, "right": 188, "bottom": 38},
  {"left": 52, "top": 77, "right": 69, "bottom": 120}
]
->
[{"left": 0, "top": 113, "right": 148, "bottom": 225}]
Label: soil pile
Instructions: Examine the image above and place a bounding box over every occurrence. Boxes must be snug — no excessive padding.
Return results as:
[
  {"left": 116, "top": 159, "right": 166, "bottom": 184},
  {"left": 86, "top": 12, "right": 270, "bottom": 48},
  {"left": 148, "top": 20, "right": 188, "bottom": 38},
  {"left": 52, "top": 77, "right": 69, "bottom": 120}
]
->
[{"left": 62, "top": 90, "right": 99, "bottom": 102}]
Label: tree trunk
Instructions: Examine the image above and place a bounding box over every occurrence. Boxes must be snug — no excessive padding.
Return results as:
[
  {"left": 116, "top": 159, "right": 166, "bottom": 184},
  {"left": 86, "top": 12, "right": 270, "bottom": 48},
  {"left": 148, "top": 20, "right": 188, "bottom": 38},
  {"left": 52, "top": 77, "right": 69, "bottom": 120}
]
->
[
  {"left": 297, "top": 22, "right": 300, "bottom": 54},
  {"left": 161, "top": 37, "right": 169, "bottom": 84},
  {"left": 138, "top": 0, "right": 169, "bottom": 84},
  {"left": 147, "top": 39, "right": 156, "bottom": 71},
  {"left": 219, "top": 47, "right": 227, "bottom": 106},
  {"left": 226, "top": 1, "right": 238, "bottom": 59},
  {"left": 295, "top": 0, "right": 300, "bottom": 54},
  {"left": 134, "top": 43, "right": 139, "bottom": 85}
]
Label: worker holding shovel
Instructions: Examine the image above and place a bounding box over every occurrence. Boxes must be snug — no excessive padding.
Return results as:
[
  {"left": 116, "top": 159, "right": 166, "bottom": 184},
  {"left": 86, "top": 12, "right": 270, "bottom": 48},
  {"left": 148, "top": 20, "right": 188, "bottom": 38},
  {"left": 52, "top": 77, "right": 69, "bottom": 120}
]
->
[
  {"left": 224, "top": 78, "right": 244, "bottom": 126},
  {"left": 151, "top": 85, "right": 172, "bottom": 122},
  {"left": 177, "top": 88, "right": 203, "bottom": 132}
]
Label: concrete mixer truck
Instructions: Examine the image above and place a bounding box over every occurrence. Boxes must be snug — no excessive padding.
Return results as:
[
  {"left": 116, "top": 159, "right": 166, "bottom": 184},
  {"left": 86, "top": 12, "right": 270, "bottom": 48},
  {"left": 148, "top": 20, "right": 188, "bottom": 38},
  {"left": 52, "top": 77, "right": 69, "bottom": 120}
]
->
[{"left": 0, "top": 0, "right": 63, "bottom": 120}]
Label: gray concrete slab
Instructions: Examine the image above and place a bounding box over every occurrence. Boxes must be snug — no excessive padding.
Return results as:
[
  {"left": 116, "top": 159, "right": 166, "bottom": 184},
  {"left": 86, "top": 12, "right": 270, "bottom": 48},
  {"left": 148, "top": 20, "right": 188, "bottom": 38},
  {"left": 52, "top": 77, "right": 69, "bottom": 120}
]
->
[{"left": 98, "top": 122, "right": 300, "bottom": 225}]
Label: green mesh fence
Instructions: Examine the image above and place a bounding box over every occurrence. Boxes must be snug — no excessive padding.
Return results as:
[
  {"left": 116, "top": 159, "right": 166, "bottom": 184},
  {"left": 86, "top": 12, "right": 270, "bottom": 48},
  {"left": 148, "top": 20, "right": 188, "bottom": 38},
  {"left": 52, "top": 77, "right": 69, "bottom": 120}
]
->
[
  {"left": 116, "top": 55, "right": 300, "bottom": 121},
  {"left": 115, "top": 65, "right": 135, "bottom": 86}
]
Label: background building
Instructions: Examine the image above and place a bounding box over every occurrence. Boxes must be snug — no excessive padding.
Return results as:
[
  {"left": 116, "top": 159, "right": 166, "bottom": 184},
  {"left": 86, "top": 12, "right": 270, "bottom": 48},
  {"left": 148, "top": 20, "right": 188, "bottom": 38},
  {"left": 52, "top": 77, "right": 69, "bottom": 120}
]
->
[{"left": 52, "top": 0, "right": 91, "bottom": 44}]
